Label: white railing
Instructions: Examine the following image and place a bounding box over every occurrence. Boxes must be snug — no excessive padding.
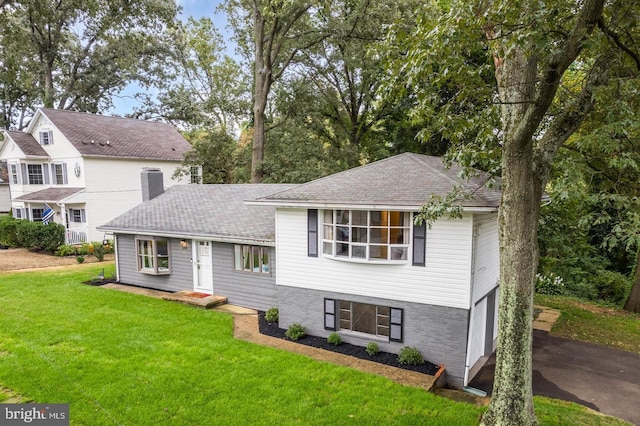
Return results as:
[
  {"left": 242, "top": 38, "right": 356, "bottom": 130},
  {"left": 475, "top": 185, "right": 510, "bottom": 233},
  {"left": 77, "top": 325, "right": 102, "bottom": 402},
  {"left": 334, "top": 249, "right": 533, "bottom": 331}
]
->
[{"left": 66, "top": 228, "right": 88, "bottom": 245}]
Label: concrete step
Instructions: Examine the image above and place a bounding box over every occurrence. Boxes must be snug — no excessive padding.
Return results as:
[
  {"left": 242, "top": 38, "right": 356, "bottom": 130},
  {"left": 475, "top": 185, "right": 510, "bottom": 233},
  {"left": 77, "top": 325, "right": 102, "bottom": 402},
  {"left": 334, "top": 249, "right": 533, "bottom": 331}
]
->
[{"left": 161, "top": 291, "right": 227, "bottom": 309}]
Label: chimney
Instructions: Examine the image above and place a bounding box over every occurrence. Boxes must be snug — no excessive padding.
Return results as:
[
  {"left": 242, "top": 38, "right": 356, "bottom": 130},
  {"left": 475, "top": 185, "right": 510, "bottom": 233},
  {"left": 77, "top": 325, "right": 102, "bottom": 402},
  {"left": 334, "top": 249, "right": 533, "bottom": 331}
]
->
[{"left": 141, "top": 168, "right": 164, "bottom": 201}]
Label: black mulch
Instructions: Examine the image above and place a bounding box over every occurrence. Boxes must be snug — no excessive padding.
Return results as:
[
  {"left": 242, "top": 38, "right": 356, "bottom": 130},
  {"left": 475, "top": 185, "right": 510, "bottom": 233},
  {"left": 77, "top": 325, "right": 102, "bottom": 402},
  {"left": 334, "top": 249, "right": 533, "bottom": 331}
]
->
[{"left": 257, "top": 312, "right": 439, "bottom": 376}]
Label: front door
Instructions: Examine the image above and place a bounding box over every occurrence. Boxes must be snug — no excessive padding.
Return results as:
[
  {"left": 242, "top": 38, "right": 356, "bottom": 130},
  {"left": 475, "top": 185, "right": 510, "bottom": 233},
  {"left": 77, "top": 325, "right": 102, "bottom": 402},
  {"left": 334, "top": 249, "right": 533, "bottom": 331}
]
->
[{"left": 194, "top": 241, "right": 213, "bottom": 294}]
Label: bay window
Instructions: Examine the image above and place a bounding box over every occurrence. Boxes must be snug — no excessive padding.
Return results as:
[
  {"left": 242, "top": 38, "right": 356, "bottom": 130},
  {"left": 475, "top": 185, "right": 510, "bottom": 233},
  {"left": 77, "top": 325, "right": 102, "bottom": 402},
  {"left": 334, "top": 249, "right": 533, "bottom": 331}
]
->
[
  {"left": 322, "top": 210, "right": 410, "bottom": 261},
  {"left": 136, "top": 237, "right": 170, "bottom": 275}
]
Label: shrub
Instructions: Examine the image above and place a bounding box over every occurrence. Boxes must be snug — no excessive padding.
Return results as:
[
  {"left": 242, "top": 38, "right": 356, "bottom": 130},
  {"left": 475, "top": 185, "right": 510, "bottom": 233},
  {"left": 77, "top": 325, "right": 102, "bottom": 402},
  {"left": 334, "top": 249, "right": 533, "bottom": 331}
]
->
[
  {"left": 535, "top": 273, "right": 565, "bottom": 296},
  {"left": 76, "top": 255, "right": 85, "bottom": 264},
  {"left": 264, "top": 307, "right": 279, "bottom": 323},
  {"left": 0, "top": 215, "right": 19, "bottom": 247},
  {"left": 327, "top": 332, "right": 342, "bottom": 346},
  {"left": 55, "top": 244, "right": 77, "bottom": 257},
  {"left": 365, "top": 342, "right": 379, "bottom": 356},
  {"left": 285, "top": 323, "right": 305, "bottom": 341},
  {"left": 592, "top": 270, "right": 631, "bottom": 304},
  {"left": 14, "top": 220, "right": 64, "bottom": 252},
  {"left": 93, "top": 244, "right": 106, "bottom": 262},
  {"left": 398, "top": 346, "right": 425, "bottom": 366}
]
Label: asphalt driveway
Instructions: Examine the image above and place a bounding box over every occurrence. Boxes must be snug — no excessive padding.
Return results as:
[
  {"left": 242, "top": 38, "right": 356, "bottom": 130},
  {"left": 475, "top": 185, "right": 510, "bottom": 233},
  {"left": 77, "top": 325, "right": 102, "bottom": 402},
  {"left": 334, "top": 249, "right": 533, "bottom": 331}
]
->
[{"left": 470, "top": 330, "right": 640, "bottom": 425}]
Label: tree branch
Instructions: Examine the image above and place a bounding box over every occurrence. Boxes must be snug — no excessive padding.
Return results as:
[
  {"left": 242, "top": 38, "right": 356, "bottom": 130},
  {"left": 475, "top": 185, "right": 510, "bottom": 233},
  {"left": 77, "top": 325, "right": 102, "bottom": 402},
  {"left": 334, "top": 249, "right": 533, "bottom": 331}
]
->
[{"left": 597, "top": 17, "right": 640, "bottom": 72}]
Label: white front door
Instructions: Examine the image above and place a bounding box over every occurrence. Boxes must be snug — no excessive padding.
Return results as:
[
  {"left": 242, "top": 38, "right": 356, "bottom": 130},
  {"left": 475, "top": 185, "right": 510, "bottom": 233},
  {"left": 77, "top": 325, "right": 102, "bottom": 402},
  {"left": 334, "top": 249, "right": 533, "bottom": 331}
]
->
[{"left": 194, "top": 241, "right": 213, "bottom": 294}]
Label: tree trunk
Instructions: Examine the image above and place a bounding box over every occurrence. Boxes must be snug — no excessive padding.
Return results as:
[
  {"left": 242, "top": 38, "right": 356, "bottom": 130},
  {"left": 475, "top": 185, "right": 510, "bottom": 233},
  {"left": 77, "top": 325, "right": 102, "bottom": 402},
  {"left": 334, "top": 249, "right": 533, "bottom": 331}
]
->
[
  {"left": 623, "top": 248, "right": 640, "bottom": 312},
  {"left": 481, "top": 44, "right": 541, "bottom": 426},
  {"left": 251, "top": 6, "right": 268, "bottom": 183},
  {"left": 481, "top": 143, "right": 541, "bottom": 426}
]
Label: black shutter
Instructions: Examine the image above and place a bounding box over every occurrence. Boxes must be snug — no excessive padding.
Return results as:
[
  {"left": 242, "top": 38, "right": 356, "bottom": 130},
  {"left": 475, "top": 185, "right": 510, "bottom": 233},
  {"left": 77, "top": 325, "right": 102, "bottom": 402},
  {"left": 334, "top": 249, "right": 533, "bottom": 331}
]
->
[
  {"left": 308, "top": 209, "right": 318, "bottom": 257},
  {"left": 412, "top": 214, "right": 426, "bottom": 266},
  {"left": 324, "top": 298, "right": 336, "bottom": 330},
  {"left": 390, "top": 307, "right": 403, "bottom": 342}
]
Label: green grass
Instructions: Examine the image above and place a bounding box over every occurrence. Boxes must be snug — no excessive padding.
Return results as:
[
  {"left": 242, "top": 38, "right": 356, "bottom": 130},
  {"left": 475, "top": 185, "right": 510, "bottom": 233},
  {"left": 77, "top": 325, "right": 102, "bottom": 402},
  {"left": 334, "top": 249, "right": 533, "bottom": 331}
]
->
[
  {"left": 536, "top": 294, "right": 640, "bottom": 355},
  {"left": 0, "top": 266, "right": 629, "bottom": 425}
]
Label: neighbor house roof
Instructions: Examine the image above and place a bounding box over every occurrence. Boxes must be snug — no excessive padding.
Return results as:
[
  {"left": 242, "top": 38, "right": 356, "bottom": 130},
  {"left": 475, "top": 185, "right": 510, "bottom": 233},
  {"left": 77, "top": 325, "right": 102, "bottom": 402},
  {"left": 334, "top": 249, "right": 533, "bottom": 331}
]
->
[
  {"left": 3, "top": 130, "right": 49, "bottom": 157},
  {"left": 98, "top": 184, "right": 297, "bottom": 244},
  {"left": 252, "top": 153, "right": 501, "bottom": 211},
  {"left": 38, "top": 108, "right": 192, "bottom": 161},
  {"left": 14, "top": 187, "right": 84, "bottom": 202}
]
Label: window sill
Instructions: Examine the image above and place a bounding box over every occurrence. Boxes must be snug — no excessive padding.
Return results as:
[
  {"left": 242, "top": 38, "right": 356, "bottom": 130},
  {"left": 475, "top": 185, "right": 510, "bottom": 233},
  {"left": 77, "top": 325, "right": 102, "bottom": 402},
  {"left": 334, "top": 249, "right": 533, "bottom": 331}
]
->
[
  {"left": 138, "top": 270, "right": 171, "bottom": 276},
  {"left": 338, "top": 329, "right": 390, "bottom": 343},
  {"left": 322, "top": 255, "right": 408, "bottom": 265}
]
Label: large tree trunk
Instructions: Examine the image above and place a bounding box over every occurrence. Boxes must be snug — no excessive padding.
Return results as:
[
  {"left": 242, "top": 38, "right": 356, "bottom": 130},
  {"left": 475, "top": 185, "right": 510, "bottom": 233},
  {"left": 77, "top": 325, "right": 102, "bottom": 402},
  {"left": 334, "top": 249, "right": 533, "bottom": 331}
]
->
[
  {"left": 251, "top": 5, "right": 268, "bottom": 183},
  {"left": 624, "top": 248, "right": 640, "bottom": 312},
  {"left": 481, "top": 143, "right": 542, "bottom": 426}
]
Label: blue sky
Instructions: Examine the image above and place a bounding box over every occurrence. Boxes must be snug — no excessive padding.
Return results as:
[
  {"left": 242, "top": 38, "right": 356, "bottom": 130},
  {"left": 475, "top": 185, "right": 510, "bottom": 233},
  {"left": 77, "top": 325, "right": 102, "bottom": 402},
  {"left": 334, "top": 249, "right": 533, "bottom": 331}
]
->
[{"left": 111, "top": 0, "right": 233, "bottom": 115}]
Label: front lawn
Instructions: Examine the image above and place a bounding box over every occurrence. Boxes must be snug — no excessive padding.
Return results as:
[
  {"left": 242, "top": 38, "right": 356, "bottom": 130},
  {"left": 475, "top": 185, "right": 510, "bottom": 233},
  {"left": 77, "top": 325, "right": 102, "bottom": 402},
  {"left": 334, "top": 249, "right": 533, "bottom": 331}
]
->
[
  {"left": 0, "top": 265, "right": 629, "bottom": 425},
  {"left": 536, "top": 295, "right": 640, "bottom": 355}
]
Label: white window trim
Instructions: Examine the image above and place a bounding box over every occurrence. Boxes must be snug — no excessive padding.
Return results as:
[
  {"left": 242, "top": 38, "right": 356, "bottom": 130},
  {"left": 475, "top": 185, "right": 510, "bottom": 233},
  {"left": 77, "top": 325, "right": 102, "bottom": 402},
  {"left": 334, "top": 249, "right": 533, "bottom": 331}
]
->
[
  {"left": 233, "top": 244, "right": 271, "bottom": 275},
  {"left": 39, "top": 130, "right": 53, "bottom": 145},
  {"left": 9, "top": 163, "right": 20, "bottom": 185},
  {"left": 135, "top": 237, "right": 171, "bottom": 275},
  {"left": 52, "top": 162, "right": 68, "bottom": 185},
  {"left": 321, "top": 210, "right": 411, "bottom": 263},
  {"left": 27, "top": 164, "right": 44, "bottom": 185}
]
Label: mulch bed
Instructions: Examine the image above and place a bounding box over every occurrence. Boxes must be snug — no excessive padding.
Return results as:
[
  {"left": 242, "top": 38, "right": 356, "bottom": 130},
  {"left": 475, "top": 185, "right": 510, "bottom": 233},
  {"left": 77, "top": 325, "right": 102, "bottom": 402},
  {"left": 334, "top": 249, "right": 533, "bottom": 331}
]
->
[{"left": 257, "top": 312, "right": 439, "bottom": 376}]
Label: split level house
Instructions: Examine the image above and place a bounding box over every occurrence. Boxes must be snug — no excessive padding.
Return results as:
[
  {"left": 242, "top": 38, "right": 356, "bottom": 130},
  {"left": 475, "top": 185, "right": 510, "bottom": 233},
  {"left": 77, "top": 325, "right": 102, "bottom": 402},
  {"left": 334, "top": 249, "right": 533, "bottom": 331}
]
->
[
  {"left": 99, "top": 153, "right": 501, "bottom": 388},
  {"left": 0, "top": 108, "right": 194, "bottom": 244}
]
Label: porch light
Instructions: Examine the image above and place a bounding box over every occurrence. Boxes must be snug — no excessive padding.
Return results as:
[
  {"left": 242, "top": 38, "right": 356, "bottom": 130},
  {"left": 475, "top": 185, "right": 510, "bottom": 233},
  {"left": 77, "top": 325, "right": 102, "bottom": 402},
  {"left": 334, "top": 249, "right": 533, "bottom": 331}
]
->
[{"left": 180, "top": 239, "right": 189, "bottom": 249}]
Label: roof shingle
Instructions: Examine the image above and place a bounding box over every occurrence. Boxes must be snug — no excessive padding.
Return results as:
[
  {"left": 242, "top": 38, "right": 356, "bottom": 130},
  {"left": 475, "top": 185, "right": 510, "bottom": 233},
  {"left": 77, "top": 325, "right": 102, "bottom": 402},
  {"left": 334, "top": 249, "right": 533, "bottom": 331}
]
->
[
  {"left": 40, "top": 108, "right": 192, "bottom": 161},
  {"left": 98, "top": 184, "right": 297, "bottom": 243},
  {"left": 14, "top": 187, "right": 84, "bottom": 202},
  {"left": 4, "top": 130, "right": 48, "bottom": 157},
  {"left": 257, "top": 153, "right": 501, "bottom": 209}
]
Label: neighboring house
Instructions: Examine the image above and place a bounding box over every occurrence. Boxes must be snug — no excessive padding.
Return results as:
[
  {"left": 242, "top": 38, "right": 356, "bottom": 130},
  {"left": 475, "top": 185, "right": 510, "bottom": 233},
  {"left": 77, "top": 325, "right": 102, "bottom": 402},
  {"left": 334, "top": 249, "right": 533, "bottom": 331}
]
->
[
  {"left": 100, "top": 153, "right": 501, "bottom": 388},
  {"left": 98, "top": 168, "right": 295, "bottom": 310},
  {"left": 0, "top": 161, "right": 10, "bottom": 214},
  {"left": 0, "top": 108, "right": 195, "bottom": 244}
]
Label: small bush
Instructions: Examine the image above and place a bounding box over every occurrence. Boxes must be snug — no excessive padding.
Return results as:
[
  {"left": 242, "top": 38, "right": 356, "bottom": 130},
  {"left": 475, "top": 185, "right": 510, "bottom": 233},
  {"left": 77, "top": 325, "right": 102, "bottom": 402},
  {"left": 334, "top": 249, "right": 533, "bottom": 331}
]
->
[
  {"left": 265, "top": 307, "right": 279, "bottom": 323},
  {"left": 76, "top": 255, "right": 85, "bottom": 264},
  {"left": 398, "top": 346, "right": 425, "bottom": 365},
  {"left": 55, "top": 244, "right": 77, "bottom": 257},
  {"left": 93, "top": 244, "right": 106, "bottom": 262},
  {"left": 592, "top": 270, "right": 631, "bottom": 304},
  {"left": 327, "top": 332, "right": 342, "bottom": 346},
  {"left": 535, "top": 273, "right": 565, "bottom": 296},
  {"left": 0, "top": 215, "right": 19, "bottom": 246},
  {"left": 365, "top": 342, "right": 379, "bottom": 356},
  {"left": 285, "top": 323, "right": 305, "bottom": 341}
]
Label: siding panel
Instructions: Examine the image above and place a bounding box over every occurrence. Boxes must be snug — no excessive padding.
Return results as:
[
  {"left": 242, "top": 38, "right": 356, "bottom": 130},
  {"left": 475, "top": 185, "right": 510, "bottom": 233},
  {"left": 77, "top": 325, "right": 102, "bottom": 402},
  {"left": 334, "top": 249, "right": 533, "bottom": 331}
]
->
[
  {"left": 211, "top": 243, "right": 277, "bottom": 311},
  {"left": 472, "top": 214, "right": 500, "bottom": 302},
  {"left": 278, "top": 286, "right": 470, "bottom": 387},
  {"left": 116, "top": 234, "right": 192, "bottom": 292},
  {"left": 276, "top": 208, "right": 474, "bottom": 309}
]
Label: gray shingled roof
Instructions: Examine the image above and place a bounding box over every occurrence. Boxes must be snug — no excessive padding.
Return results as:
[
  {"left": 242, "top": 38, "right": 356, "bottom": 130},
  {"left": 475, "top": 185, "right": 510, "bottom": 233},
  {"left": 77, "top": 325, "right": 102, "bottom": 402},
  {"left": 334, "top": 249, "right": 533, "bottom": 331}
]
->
[
  {"left": 40, "top": 108, "right": 192, "bottom": 161},
  {"left": 4, "top": 130, "right": 49, "bottom": 157},
  {"left": 256, "top": 153, "right": 501, "bottom": 210},
  {"left": 15, "top": 187, "right": 84, "bottom": 202},
  {"left": 98, "top": 184, "right": 297, "bottom": 243}
]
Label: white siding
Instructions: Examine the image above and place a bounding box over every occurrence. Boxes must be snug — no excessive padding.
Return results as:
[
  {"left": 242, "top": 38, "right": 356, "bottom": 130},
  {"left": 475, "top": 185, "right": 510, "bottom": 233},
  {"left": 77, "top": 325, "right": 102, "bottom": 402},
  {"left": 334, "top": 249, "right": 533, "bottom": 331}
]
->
[
  {"left": 467, "top": 297, "right": 487, "bottom": 374},
  {"left": 65, "top": 158, "right": 189, "bottom": 242},
  {"left": 276, "top": 208, "right": 474, "bottom": 309},
  {"left": 472, "top": 214, "right": 500, "bottom": 302}
]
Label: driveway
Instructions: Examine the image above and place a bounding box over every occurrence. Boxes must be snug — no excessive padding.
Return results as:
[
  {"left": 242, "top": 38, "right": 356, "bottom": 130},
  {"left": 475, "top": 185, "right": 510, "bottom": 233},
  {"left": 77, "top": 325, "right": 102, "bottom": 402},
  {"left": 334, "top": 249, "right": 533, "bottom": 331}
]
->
[{"left": 469, "top": 329, "right": 640, "bottom": 425}]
